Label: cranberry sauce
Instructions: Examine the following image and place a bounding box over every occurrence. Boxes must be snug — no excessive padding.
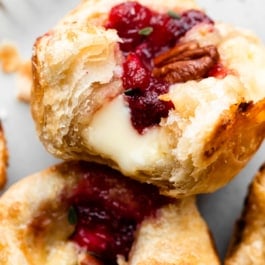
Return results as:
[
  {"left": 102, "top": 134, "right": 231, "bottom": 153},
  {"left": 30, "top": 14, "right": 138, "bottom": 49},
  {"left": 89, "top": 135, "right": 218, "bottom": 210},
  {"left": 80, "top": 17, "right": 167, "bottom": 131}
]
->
[
  {"left": 105, "top": 2, "right": 214, "bottom": 133},
  {"left": 67, "top": 162, "right": 170, "bottom": 265},
  {"left": 208, "top": 62, "right": 230, "bottom": 79}
]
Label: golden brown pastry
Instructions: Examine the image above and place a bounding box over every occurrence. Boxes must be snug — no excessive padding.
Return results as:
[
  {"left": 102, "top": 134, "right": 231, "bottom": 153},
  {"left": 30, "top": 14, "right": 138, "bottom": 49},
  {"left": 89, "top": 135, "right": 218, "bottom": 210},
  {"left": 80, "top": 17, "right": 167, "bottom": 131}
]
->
[
  {"left": 225, "top": 163, "right": 265, "bottom": 265},
  {"left": 31, "top": 0, "right": 265, "bottom": 197},
  {"left": 0, "top": 161, "right": 220, "bottom": 265},
  {"left": 0, "top": 120, "right": 8, "bottom": 188}
]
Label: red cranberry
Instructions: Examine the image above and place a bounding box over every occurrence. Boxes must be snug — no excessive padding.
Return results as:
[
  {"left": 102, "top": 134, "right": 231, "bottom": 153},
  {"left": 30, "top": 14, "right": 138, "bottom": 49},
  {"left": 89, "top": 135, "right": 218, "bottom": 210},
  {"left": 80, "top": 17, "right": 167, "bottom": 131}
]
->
[
  {"left": 148, "top": 14, "right": 175, "bottom": 51},
  {"left": 125, "top": 79, "right": 174, "bottom": 134},
  {"left": 122, "top": 53, "right": 150, "bottom": 90},
  {"left": 106, "top": 2, "right": 214, "bottom": 134},
  {"left": 106, "top": 1, "right": 153, "bottom": 51},
  {"left": 68, "top": 162, "right": 170, "bottom": 265},
  {"left": 208, "top": 62, "right": 229, "bottom": 78},
  {"left": 73, "top": 225, "right": 112, "bottom": 253}
]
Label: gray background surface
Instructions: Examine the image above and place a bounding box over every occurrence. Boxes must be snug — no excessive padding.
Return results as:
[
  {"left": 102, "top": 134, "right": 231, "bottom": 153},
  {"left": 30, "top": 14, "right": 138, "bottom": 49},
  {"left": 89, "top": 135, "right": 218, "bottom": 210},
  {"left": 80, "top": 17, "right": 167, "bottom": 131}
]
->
[{"left": 0, "top": 0, "right": 264, "bottom": 262}]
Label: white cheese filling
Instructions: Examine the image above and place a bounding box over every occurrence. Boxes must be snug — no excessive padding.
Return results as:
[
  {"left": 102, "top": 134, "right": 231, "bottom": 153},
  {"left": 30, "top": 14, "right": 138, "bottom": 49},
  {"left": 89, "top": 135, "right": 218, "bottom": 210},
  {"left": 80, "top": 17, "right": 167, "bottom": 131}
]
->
[{"left": 83, "top": 95, "right": 164, "bottom": 173}]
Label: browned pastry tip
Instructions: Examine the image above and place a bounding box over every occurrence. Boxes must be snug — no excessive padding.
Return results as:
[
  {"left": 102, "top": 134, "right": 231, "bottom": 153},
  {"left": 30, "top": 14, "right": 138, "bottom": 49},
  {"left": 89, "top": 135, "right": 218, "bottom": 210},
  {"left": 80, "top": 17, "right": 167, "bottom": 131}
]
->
[{"left": 225, "top": 163, "right": 265, "bottom": 265}]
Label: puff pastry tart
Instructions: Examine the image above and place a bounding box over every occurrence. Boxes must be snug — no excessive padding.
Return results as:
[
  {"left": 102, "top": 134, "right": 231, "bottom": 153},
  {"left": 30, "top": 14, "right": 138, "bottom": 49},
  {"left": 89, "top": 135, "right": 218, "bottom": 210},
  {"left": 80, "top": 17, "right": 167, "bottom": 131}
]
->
[
  {"left": 0, "top": 161, "right": 220, "bottom": 265},
  {"left": 0, "top": 120, "right": 8, "bottom": 188},
  {"left": 225, "top": 163, "right": 265, "bottom": 265},
  {"left": 31, "top": 0, "right": 265, "bottom": 197}
]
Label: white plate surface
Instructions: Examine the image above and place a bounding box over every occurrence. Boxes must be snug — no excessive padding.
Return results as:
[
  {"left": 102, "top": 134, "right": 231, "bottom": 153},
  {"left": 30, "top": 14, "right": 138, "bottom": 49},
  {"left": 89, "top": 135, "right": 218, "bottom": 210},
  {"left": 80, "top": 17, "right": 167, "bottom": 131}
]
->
[{"left": 0, "top": 0, "right": 264, "bottom": 261}]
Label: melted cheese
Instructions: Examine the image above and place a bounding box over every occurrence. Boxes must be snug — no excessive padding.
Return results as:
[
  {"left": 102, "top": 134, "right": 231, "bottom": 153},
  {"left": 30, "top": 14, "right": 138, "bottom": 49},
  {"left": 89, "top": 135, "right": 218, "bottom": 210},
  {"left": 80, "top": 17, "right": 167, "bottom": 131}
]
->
[{"left": 83, "top": 95, "right": 164, "bottom": 173}]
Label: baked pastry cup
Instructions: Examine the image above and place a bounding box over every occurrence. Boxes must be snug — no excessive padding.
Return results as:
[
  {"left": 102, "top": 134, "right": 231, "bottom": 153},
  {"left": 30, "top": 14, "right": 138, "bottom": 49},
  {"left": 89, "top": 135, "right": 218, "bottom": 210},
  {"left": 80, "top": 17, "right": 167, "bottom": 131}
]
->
[
  {"left": 31, "top": 0, "right": 265, "bottom": 197},
  {"left": 0, "top": 161, "right": 220, "bottom": 265},
  {"left": 0, "top": 120, "right": 8, "bottom": 188},
  {"left": 225, "top": 163, "right": 265, "bottom": 265}
]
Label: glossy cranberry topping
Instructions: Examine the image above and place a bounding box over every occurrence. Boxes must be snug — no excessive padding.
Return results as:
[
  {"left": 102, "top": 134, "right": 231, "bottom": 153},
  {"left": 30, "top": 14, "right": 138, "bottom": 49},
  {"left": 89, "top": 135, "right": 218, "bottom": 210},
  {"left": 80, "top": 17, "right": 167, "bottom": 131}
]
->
[
  {"left": 106, "top": 2, "right": 214, "bottom": 133},
  {"left": 68, "top": 162, "right": 170, "bottom": 265},
  {"left": 208, "top": 62, "right": 229, "bottom": 79},
  {"left": 122, "top": 53, "right": 174, "bottom": 132}
]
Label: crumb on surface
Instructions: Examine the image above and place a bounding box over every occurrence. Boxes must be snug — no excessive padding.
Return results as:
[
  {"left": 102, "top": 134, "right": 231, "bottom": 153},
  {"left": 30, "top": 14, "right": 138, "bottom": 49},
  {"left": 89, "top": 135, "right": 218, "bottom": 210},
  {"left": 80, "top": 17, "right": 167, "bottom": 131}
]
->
[
  {"left": 15, "top": 60, "right": 32, "bottom": 103},
  {"left": 0, "top": 42, "right": 32, "bottom": 103},
  {"left": 0, "top": 42, "right": 21, "bottom": 73}
]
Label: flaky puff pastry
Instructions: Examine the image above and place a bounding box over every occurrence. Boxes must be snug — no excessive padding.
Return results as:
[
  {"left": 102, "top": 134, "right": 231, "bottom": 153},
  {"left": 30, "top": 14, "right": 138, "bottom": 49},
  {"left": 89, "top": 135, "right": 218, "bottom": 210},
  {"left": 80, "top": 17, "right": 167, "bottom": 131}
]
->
[
  {"left": 31, "top": 0, "right": 265, "bottom": 197},
  {"left": 0, "top": 120, "right": 8, "bottom": 188},
  {"left": 225, "top": 163, "right": 265, "bottom": 265},
  {"left": 0, "top": 161, "right": 220, "bottom": 265}
]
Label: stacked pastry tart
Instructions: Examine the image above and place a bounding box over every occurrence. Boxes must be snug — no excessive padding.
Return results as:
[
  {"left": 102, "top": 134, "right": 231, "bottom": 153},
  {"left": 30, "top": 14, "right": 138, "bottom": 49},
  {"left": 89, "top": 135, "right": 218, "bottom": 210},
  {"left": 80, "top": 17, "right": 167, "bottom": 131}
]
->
[{"left": 31, "top": 0, "right": 265, "bottom": 197}]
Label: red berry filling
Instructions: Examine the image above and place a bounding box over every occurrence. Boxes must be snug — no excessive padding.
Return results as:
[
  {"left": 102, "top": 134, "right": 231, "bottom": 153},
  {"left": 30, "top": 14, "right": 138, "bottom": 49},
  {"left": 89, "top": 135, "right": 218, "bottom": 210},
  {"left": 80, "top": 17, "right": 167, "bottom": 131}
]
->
[
  {"left": 105, "top": 2, "right": 214, "bottom": 134},
  {"left": 208, "top": 61, "right": 230, "bottom": 79},
  {"left": 68, "top": 162, "right": 170, "bottom": 265}
]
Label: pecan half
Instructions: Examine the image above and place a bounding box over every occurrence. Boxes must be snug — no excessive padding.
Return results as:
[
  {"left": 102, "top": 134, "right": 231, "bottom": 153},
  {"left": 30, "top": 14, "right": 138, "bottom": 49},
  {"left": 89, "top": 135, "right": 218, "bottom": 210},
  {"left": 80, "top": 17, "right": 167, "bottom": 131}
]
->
[{"left": 152, "top": 40, "right": 219, "bottom": 84}]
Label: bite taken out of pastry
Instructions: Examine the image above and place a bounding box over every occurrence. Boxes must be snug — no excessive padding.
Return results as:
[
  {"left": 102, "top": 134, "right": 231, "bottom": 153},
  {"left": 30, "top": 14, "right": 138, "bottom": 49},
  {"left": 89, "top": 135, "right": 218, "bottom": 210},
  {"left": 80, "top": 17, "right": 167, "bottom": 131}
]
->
[
  {"left": 31, "top": 0, "right": 265, "bottom": 197},
  {"left": 225, "top": 163, "right": 265, "bottom": 265},
  {"left": 0, "top": 161, "right": 220, "bottom": 265},
  {"left": 0, "top": 120, "right": 8, "bottom": 188}
]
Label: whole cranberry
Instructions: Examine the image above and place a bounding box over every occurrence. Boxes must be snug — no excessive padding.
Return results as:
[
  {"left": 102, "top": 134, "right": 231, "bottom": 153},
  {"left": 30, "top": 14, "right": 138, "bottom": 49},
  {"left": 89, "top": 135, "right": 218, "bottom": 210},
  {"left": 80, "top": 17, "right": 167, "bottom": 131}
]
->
[
  {"left": 106, "top": 1, "right": 153, "bottom": 51},
  {"left": 180, "top": 9, "right": 214, "bottom": 32},
  {"left": 122, "top": 53, "right": 150, "bottom": 90}
]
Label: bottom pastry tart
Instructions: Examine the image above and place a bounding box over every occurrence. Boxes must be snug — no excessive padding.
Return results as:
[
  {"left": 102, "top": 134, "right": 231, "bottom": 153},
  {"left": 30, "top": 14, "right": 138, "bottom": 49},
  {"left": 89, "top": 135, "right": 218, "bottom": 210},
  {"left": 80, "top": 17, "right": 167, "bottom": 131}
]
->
[
  {"left": 0, "top": 161, "right": 220, "bottom": 265},
  {"left": 225, "top": 163, "right": 265, "bottom": 265}
]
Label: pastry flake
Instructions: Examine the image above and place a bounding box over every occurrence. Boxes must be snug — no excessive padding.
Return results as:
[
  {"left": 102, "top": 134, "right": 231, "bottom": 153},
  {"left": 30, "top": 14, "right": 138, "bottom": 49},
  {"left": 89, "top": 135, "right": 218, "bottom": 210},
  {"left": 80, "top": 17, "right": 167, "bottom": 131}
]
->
[{"left": 0, "top": 42, "right": 32, "bottom": 103}]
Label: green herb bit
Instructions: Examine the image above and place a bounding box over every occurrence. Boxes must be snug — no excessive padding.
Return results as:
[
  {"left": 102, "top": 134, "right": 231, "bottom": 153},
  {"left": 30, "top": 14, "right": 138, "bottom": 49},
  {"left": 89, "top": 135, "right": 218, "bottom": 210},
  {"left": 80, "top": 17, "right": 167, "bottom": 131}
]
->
[
  {"left": 168, "top": 10, "right": 181, "bottom": 19},
  {"left": 68, "top": 206, "right": 78, "bottom": 225},
  {"left": 124, "top": 88, "right": 135, "bottom": 96},
  {"left": 138, "top": 26, "right": 153, "bottom": 36}
]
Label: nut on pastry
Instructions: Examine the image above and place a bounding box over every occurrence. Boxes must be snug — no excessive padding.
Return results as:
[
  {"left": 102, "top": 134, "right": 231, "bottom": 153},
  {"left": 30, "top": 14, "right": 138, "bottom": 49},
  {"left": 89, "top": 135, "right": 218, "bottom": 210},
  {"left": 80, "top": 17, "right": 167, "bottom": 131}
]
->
[
  {"left": 31, "top": 0, "right": 265, "bottom": 197},
  {"left": 0, "top": 120, "right": 8, "bottom": 188},
  {"left": 0, "top": 161, "right": 220, "bottom": 265},
  {"left": 225, "top": 163, "right": 265, "bottom": 265}
]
